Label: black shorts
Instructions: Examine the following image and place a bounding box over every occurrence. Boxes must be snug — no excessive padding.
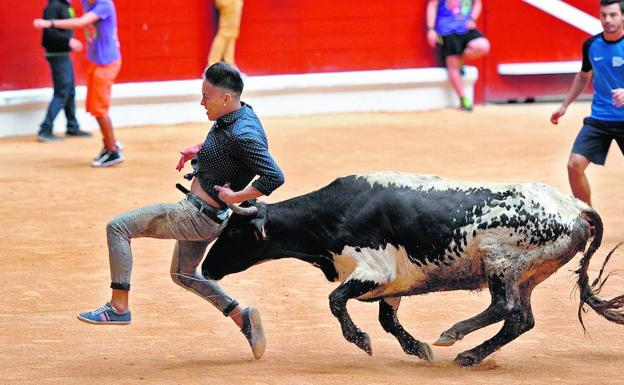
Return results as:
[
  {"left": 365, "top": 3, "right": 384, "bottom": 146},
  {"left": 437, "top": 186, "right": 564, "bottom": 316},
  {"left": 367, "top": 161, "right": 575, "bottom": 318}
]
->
[
  {"left": 439, "top": 29, "right": 485, "bottom": 58},
  {"left": 571, "top": 117, "right": 624, "bottom": 165}
]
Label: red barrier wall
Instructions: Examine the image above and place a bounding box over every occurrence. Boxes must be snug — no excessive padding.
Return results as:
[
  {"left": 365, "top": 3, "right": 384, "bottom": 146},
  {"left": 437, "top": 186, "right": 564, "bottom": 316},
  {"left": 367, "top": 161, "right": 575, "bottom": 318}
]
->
[
  {"left": 1, "top": 0, "right": 442, "bottom": 91},
  {"left": 0, "top": 0, "right": 601, "bottom": 102},
  {"left": 482, "top": 0, "right": 596, "bottom": 101},
  {"left": 1, "top": 0, "right": 213, "bottom": 90}
]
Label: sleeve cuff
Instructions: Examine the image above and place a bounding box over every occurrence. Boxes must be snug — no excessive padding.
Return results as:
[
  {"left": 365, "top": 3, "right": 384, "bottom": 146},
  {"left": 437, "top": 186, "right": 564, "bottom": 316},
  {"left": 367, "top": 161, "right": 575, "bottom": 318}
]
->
[{"left": 252, "top": 180, "right": 272, "bottom": 196}]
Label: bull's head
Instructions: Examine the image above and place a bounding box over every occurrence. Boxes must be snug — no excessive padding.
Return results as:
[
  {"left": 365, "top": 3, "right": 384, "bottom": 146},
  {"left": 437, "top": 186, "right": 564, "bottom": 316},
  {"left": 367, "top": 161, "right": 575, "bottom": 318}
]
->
[{"left": 202, "top": 200, "right": 271, "bottom": 280}]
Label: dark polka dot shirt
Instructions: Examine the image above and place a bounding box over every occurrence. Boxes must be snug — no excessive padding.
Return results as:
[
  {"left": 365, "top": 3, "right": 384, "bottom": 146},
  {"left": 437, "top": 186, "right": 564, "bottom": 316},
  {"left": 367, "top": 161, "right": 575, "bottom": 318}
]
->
[{"left": 190, "top": 103, "right": 285, "bottom": 208}]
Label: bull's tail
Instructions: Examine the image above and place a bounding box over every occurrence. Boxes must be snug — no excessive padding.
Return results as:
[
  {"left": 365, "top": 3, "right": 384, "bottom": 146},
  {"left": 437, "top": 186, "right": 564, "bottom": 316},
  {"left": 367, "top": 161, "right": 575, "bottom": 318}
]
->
[{"left": 576, "top": 209, "right": 624, "bottom": 330}]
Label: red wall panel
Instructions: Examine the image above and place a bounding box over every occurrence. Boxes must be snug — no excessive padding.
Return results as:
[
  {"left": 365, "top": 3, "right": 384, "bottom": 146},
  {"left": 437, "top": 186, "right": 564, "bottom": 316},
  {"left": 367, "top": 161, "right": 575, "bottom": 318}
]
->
[
  {"left": 1, "top": 0, "right": 602, "bottom": 103},
  {"left": 1, "top": 0, "right": 438, "bottom": 91},
  {"left": 1, "top": 0, "right": 214, "bottom": 90},
  {"left": 235, "top": 0, "right": 436, "bottom": 74},
  {"left": 482, "top": 0, "right": 597, "bottom": 101}
]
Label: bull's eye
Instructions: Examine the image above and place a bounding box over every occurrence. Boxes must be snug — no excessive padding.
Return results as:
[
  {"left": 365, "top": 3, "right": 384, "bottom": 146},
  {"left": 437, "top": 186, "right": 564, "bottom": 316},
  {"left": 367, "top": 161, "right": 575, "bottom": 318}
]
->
[
  {"left": 227, "top": 228, "right": 244, "bottom": 238},
  {"left": 227, "top": 227, "right": 256, "bottom": 241}
]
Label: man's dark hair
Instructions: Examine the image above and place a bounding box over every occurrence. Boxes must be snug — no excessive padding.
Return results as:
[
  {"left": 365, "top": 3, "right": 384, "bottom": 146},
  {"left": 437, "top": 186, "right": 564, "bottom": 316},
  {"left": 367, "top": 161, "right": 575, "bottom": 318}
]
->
[
  {"left": 204, "top": 62, "right": 244, "bottom": 95},
  {"left": 600, "top": 0, "right": 624, "bottom": 13}
]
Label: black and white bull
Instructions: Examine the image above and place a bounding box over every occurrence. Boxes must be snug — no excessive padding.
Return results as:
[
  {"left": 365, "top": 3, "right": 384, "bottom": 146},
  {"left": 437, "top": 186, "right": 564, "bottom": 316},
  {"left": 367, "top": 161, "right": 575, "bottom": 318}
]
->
[{"left": 203, "top": 172, "right": 624, "bottom": 366}]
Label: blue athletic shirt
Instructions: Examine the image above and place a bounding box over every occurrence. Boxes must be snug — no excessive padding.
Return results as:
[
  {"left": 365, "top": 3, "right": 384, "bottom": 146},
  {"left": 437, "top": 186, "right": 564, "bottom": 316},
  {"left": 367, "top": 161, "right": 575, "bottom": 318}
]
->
[
  {"left": 582, "top": 33, "right": 624, "bottom": 121},
  {"left": 435, "top": 0, "right": 473, "bottom": 36}
]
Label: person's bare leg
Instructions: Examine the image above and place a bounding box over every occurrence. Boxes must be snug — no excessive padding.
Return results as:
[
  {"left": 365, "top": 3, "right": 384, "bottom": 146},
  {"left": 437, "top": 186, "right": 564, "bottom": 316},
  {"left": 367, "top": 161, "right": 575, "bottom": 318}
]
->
[
  {"left": 445, "top": 55, "right": 465, "bottom": 98},
  {"left": 228, "top": 304, "right": 244, "bottom": 327},
  {"left": 567, "top": 153, "right": 592, "bottom": 206},
  {"left": 207, "top": 34, "right": 227, "bottom": 68},
  {"left": 110, "top": 289, "right": 129, "bottom": 313},
  {"left": 463, "top": 37, "right": 490, "bottom": 60},
  {"left": 108, "top": 290, "right": 237, "bottom": 323},
  {"left": 223, "top": 37, "right": 237, "bottom": 67},
  {"left": 96, "top": 115, "right": 118, "bottom": 151}
]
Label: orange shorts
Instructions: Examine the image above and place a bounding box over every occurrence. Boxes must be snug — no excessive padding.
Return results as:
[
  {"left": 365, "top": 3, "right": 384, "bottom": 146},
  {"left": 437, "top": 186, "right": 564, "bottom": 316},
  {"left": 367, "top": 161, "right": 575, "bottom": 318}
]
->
[{"left": 85, "top": 59, "right": 122, "bottom": 117}]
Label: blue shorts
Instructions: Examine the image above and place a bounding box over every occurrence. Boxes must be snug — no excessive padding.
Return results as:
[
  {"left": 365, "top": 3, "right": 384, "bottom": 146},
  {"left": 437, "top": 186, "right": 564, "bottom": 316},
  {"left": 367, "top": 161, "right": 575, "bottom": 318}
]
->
[{"left": 572, "top": 117, "right": 624, "bottom": 165}]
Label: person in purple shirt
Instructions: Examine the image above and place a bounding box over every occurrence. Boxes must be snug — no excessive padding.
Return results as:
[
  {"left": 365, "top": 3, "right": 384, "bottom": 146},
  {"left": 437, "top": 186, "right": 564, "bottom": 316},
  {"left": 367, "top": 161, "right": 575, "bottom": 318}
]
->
[
  {"left": 34, "top": 0, "right": 124, "bottom": 167},
  {"left": 425, "top": 0, "right": 490, "bottom": 111}
]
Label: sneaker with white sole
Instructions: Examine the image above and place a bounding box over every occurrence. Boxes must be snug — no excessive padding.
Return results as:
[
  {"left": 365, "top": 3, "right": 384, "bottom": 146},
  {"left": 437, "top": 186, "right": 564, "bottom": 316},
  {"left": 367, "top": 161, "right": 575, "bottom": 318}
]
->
[
  {"left": 94, "top": 141, "right": 124, "bottom": 161},
  {"left": 92, "top": 150, "right": 124, "bottom": 167},
  {"left": 240, "top": 307, "right": 266, "bottom": 359},
  {"left": 77, "top": 302, "right": 131, "bottom": 325}
]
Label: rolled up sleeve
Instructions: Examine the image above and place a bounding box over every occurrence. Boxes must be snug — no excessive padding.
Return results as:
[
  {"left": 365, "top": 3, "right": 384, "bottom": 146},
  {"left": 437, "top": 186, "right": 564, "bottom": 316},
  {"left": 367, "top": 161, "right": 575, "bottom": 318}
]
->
[{"left": 232, "top": 134, "right": 285, "bottom": 196}]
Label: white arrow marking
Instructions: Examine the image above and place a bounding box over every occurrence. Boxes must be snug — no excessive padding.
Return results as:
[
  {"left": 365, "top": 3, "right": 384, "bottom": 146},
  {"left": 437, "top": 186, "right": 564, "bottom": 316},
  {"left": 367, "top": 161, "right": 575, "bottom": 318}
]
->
[{"left": 522, "top": 0, "right": 602, "bottom": 35}]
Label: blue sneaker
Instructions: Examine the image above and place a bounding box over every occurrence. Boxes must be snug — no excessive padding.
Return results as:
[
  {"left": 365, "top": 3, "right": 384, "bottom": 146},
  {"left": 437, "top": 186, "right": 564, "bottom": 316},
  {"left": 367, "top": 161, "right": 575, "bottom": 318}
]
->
[
  {"left": 241, "top": 307, "right": 266, "bottom": 359},
  {"left": 77, "top": 303, "right": 131, "bottom": 325}
]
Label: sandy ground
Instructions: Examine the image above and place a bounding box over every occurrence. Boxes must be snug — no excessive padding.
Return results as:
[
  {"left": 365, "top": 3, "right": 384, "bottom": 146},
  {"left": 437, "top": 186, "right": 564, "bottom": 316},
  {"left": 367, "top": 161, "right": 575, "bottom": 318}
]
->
[{"left": 2, "top": 102, "right": 624, "bottom": 385}]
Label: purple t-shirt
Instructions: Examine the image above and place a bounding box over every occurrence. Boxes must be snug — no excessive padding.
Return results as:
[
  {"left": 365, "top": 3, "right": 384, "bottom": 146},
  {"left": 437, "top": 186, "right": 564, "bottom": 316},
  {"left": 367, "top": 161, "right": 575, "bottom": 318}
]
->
[
  {"left": 435, "top": 0, "right": 473, "bottom": 36},
  {"left": 82, "top": 0, "right": 121, "bottom": 65}
]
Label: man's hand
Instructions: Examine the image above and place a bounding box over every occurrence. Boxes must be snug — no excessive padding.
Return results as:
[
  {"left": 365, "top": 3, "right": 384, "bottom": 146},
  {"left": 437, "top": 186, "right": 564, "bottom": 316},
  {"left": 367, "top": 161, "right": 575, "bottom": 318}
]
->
[
  {"left": 612, "top": 88, "right": 624, "bottom": 107},
  {"left": 176, "top": 144, "right": 201, "bottom": 171},
  {"left": 550, "top": 104, "right": 567, "bottom": 125},
  {"left": 69, "top": 38, "right": 83, "bottom": 52},
  {"left": 426, "top": 29, "right": 439, "bottom": 48},
  {"left": 33, "top": 19, "right": 52, "bottom": 29},
  {"left": 214, "top": 183, "right": 236, "bottom": 204},
  {"left": 466, "top": 19, "right": 477, "bottom": 30}
]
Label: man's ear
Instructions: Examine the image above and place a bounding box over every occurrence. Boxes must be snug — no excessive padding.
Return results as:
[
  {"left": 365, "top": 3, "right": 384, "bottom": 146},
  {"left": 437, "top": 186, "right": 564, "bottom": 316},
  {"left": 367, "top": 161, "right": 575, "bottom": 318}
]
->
[{"left": 223, "top": 92, "right": 232, "bottom": 105}]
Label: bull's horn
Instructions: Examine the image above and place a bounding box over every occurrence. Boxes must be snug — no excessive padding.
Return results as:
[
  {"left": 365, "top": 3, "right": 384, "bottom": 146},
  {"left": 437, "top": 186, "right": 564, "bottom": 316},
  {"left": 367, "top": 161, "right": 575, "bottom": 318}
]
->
[{"left": 228, "top": 203, "right": 258, "bottom": 216}]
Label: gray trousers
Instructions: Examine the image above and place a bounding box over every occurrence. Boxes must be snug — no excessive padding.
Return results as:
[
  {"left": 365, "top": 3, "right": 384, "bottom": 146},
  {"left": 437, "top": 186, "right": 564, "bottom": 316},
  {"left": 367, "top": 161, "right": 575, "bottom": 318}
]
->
[{"left": 106, "top": 197, "right": 238, "bottom": 315}]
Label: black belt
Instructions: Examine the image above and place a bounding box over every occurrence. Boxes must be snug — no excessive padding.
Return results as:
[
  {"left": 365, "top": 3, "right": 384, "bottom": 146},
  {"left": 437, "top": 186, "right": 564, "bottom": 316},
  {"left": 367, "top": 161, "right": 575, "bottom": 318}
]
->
[{"left": 176, "top": 183, "right": 228, "bottom": 224}]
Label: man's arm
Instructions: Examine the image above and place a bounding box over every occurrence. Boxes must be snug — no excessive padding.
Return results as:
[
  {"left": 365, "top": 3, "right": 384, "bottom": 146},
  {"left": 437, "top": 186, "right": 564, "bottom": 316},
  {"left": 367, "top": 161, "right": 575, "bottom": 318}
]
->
[
  {"left": 471, "top": 0, "right": 483, "bottom": 21},
  {"left": 217, "top": 133, "right": 285, "bottom": 204},
  {"left": 215, "top": 184, "right": 264, "bottom": 204},
  {"left": 34, "top": 11, "right": 99, "bottom": 30},
  {"left": 426, "top": 0, "right": 439, "bottom": 48},
  {"left": 467, "top": 0, "right": 482, "bottom": 29},
  {"left": 550, "top": 71, "right": 592, "bottom": 124}
]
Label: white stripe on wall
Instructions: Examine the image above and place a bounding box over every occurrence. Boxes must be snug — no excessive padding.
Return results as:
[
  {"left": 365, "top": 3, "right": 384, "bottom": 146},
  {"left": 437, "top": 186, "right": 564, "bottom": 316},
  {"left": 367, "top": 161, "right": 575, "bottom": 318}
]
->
[{"left": 522, "top": 0, "right": 602, "bottom": 35}]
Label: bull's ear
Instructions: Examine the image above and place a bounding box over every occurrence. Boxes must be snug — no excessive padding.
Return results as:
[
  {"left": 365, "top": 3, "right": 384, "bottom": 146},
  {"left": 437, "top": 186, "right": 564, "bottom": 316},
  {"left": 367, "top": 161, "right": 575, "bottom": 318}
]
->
[
  {"left": 249, "top": 202, "right": 268, "bottom": 240},
  {"left": 250, "top": 218, "right": 267, "bottom": 240}
]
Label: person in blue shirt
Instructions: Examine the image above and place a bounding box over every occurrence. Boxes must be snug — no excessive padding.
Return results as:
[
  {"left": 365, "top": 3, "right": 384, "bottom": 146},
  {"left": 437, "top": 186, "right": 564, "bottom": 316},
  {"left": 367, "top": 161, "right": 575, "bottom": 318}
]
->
[
  {"left": 426, "top": 0, "right": 490, "bottom": 111},
  {"left": 75, "top": 63, "right": 284, "bottom": 360},
  {"left": 551, "top": 0, "right": 624, "bottom": 206}
]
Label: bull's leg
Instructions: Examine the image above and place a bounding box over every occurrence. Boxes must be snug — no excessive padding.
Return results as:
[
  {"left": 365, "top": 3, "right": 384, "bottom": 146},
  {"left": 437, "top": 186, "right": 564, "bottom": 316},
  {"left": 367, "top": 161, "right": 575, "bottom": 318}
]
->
[
  {"left": 454, "top": 281, "right": 535, "bottom": 366},
  {"left": 434, "top": 274, "right": 507, "bottom": 347},
  {"left": 378, "top": 297, "right": 433, "bottom": 361},
  {"left": 329, "top": 278, "right": 378, "bottom": 355}
]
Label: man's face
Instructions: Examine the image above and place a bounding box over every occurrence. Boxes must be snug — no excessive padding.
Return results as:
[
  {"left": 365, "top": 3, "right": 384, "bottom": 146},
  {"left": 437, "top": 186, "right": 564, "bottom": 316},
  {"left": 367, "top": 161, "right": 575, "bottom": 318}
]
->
[
  {"left": 600, "top": 3, "right": 624, "bottom": 34},
  {"left": 201, "top": 80, "right": 229, "bottom": 121}
]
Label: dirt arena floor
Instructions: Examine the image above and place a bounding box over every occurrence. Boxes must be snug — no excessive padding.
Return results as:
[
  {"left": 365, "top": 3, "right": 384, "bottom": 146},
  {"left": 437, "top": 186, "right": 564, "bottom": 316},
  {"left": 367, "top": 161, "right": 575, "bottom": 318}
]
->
[{"left": 2, "top": 102, "right": 624, "bottom": 385}]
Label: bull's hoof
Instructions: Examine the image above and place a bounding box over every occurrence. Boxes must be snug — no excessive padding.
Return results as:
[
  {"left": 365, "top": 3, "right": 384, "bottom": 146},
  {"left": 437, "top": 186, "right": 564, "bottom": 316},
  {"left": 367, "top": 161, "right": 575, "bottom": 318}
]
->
[
  {"left": 404, "top": 341, "right": 434, "bottom": 362},
  {"left": 354, "top": 332, "right": 372, "bottom": 356},
  {"left": 454, "top": 352, "right": 482, "bottom": 367},
  {"left": 433, "top": 334, "right": 458, "bottom": 347},
  {"left": 418, "top": 342, "right": 434, "bottom": 362}
]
